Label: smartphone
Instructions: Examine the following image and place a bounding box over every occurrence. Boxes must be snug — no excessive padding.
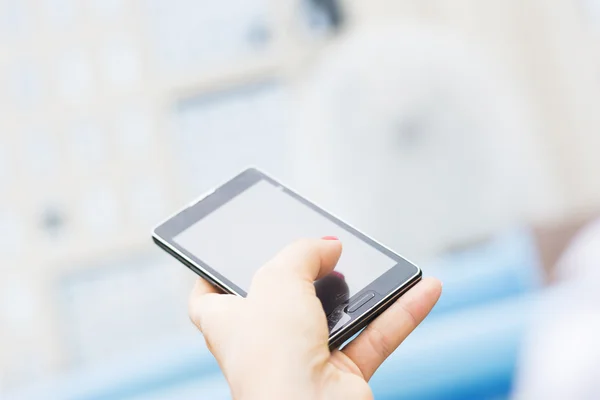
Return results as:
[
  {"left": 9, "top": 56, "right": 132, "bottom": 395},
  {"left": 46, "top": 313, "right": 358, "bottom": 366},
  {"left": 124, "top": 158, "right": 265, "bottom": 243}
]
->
[{"left": 152, "top": 167, "right": 422, "bottom": 349}]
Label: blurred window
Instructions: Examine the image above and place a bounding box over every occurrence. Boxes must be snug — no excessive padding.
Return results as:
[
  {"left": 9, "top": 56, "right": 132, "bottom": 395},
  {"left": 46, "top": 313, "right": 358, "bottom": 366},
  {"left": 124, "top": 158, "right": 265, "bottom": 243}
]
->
[
  {"left": 43, "top": 0, "right": 78, "bottom": 28},
  {"left": 173, "top": 82, "right": 290, "bottom": 196},
  {"left": 0, "top": 0, "right": 29, "bottom": 38},
  {"left": 581, "top": 0, "right": 600, "bottom": 33},
  {"left": 68, "top": 119, "right": 108, "bottom": 174},
  {"left": 87, "top": 0, "right": 125, "bottom": 19},
  {"left": 144, "top": 0, "right": 273, "bottom": 74},
  {"left": 0, "top": 138, "right": 12, "bottom": 188},
  {"left": 100, "top": 38, "right": 142, "bottom": 89},
  {"left": 56, "top": 50, "right": 94, "bottom": 104},
  {"left": 22, "top": 126, "right": 61, "bottom": 182},
  {"left": 115, "top": 106, "right": 155, "bottom": 161},
  {"left": 58, "top": 255, "right": 188, "bottom": 366},
  {"left": 0, "top": 213, "right": 25, "bottom": 258},
  {"left": 78, "top": 183, "right": 120, "bottom": 234},
  {"left": 11, "top": 61, "right": 44, "bottom": 110},
  {"left": 127, "top": 177, "right": 166, "bottom": 228}
]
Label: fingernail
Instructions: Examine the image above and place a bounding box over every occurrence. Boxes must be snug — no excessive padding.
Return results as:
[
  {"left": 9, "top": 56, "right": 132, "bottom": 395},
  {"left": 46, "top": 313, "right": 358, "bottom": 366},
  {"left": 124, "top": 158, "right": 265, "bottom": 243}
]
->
[
  {"left": 322, "top": 236, "right": 339, "bottom": 241},
  {"left": 331, "top": 271, "right": 345, "bottom": 279}
]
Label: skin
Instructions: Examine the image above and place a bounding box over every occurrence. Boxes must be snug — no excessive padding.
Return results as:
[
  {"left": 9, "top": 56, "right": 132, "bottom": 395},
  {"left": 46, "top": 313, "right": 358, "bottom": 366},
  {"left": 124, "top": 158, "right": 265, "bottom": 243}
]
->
[{"left": 189, "top": 238, "right": 442, "bottom": 400}]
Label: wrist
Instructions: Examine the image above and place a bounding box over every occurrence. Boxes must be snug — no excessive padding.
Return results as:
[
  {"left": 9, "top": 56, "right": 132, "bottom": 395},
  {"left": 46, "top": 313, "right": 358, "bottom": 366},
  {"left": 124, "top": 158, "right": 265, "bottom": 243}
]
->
[
  {"left": 229, "top": 369, "right": 313, "bottom": 400},
  {"left": 233, "top": 383, "right": 303, "bottom": 400}
]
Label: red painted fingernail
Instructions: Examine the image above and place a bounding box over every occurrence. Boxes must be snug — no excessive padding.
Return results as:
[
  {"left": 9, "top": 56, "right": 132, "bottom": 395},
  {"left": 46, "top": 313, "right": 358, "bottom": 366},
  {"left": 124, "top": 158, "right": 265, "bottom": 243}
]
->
[
  {"left": 322, "top": 236, "right": 338, "bottom": 240},
  {"left": 331, "top": 271, "right": 345, "bottom": 279}
]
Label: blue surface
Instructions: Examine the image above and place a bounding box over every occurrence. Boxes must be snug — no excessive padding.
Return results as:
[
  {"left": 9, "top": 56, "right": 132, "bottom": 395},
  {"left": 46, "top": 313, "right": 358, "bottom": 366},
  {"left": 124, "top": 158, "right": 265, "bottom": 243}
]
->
[
  {"left": 6, "top": 228, "right": 544, "bottom": 399},
  {"left": 426, "top": 228, "right": 542, "bottom": 316},
  {"left": 5, "top": 335, "right": 219, "bottom": 400},
  {"left": 370, "top": 294, "right": 534, "bottom": 399}
]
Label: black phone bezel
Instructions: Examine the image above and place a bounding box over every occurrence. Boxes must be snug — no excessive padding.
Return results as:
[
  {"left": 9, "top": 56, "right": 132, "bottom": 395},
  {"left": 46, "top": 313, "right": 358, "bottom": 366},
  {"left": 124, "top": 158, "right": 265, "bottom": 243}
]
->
[{"left": 152, "top": 167, "right": 422, "bottom": 348}]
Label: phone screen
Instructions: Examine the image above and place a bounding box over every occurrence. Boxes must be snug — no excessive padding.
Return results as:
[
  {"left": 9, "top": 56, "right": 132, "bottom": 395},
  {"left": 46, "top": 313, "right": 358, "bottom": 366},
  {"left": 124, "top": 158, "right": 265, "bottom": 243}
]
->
[{"left": 173, "top": 179, "right": 397, "bottom": 315}]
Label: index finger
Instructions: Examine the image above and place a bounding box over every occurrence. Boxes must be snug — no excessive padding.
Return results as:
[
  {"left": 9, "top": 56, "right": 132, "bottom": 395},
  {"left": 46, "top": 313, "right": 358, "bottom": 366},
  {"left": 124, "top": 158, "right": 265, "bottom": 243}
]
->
[
  {"left": 188, "top": 277, "right": 222, "bottom": 329},
  {"left": 191, "top": 276, "right": 221, "bottom": 297}
]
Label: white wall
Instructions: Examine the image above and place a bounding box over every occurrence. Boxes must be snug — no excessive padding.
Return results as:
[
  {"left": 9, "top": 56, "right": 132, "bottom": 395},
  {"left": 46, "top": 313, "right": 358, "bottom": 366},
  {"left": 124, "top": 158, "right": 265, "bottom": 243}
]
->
[
  {"left": 289, "top": 0, "right": 600, "bottom": 261},
  {"left": 344, "top": 0, "right": 600, "bottom": 214}
]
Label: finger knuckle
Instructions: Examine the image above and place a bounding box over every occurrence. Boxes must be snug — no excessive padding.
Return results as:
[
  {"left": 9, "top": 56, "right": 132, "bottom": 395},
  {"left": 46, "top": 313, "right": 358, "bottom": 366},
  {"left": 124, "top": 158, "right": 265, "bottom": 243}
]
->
[
  {"left": 203, "top": 333, "right": 218, "bottom": 355},
  {"left": 188, "top": 292, "right": 199, "bottom": 317},
  {"left": 397, "top": 300, "right": 419, "bottom": 329},
  {"left": 188, "top": 301, "right": 202, "bottom": 330},
  {"left": 365, "top": 325, "right": 393, "bottom": 360},
  {"left": 250, "top": 265, "right": 279, "bottom": 288}
]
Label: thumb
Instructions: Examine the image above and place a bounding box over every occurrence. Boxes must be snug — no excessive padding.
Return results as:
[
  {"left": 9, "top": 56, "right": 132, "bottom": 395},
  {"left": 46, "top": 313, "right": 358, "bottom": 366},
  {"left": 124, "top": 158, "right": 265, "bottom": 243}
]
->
[{"left": 249, "top": 237, "right": 343, "bottom": 296}]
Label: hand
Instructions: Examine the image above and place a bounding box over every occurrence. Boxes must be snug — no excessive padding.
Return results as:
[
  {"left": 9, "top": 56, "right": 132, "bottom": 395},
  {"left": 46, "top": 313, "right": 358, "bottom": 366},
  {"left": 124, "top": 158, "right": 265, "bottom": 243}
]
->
[{"left": 189, "top": 238, "right": 442, "bottom": 400}]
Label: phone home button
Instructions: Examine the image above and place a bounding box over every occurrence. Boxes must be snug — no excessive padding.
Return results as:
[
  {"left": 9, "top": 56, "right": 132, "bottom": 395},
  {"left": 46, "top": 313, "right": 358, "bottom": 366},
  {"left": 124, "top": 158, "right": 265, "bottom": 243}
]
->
[{"left": 347, "top": 292, "right": 375, "bottom": 313}]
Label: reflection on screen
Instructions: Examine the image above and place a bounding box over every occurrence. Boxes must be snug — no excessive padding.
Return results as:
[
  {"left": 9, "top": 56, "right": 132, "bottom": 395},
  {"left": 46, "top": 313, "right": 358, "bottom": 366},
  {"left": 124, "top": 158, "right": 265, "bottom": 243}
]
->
[{"left": 174, "top": 180, "right": 395, "bottom": 300}]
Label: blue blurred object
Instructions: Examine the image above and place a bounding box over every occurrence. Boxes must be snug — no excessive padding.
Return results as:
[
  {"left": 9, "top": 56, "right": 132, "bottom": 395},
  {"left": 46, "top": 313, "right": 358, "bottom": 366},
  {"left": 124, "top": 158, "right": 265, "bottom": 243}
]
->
[
  {"left": 370, "top": 294, "right": 534, "bottom": 400},
  {"left": 365, "top": 227, "right": 543, "bottom": 399},
  {"left": 6, "top": 228, "right": 543, "bottom": 399},
  {"left": 426, "top": 228, "right": 542, "bottom": 315},
  {"left": 4, "top": 334, "right": 219, "bottom": 400}
]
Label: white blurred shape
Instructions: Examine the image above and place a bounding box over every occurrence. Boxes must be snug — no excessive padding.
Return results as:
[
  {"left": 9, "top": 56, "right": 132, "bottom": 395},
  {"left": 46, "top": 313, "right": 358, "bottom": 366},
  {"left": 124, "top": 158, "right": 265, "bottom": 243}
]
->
[
  {"left": 555, "top": 218, "right": 600, "bottom": 281},
  {"left": 87, "top": 0, "right": 124, "bottom": 19},
  {"left": 582, "top": 0, "right": 600, "bottom": 33},
  {"left": 0, "top": 275, "right": 49, "bottom": 386},
  {"left": 22, "top": 126, "right": 60, "bottom": 180},
  {"left": 174, "top": 83, "right": 290, "bottom": 196},
  {"left": 57, "top": 50, "right": 94, "bottom": 103},
  {"left": 101, "top": 39, "right": 141, "bottom": 88},
  {"left": 1, "top": 0, "right": 28, "bottom": 37},
  {"left": 290, "top": 23, "right": 560, "bottom": 261},
  {"left": 115, "top": 107, "right": 154, "bottom": 159},
  {"left": 144, "top": 0, "right": 271, "bottom": 74},
  {"left": 68, "top": 119, "right": 107, "bottom": 172},
  {"left": 0, "top": 139, "right": 11, "bottom": 187},
  {"left": 80, "top": 184, "right": 119, "bottom": 233},
  {"left": 44, "top": 0, "right": 77, "bottom": 27},
  {"left": 128, "top": 178, "right": 165, "bottom": 227},
  {"left": 11, "top": 61, "right": 43, "bottom": 109},
  {"left": 128, "top": 375, "right": 231, "bottom": 400},
  {"left": 515, "top": 218, "right": 600, "bottom": 400},
  {"left": 0, "top": 276, "right": 37, "bottom": 327},
  {"left": 0, "top": 213, "right": 24, "bottom": 257},
  {"left": 60, "top": 256, "right": 187, "bottom": 365}
]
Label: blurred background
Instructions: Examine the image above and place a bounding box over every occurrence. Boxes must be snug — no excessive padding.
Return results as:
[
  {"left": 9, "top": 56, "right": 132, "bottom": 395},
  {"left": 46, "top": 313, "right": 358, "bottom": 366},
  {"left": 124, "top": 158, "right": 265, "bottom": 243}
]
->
[{"left": 1, "top": 0, "right": 600, "bottom": 399}]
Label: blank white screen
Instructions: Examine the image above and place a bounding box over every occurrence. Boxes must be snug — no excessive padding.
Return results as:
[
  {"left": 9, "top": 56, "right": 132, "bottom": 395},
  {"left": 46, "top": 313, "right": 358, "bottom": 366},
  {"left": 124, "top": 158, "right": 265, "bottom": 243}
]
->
[{"left": 174, "top": 180, "right": 395, "bottom": 294}]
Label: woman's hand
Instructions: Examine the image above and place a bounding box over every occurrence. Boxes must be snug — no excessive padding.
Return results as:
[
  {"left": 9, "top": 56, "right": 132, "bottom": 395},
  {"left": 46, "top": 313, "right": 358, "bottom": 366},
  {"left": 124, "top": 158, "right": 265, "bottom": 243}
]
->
[{"left": 189, "top": 238, "right": 442, "bottom": 400}]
